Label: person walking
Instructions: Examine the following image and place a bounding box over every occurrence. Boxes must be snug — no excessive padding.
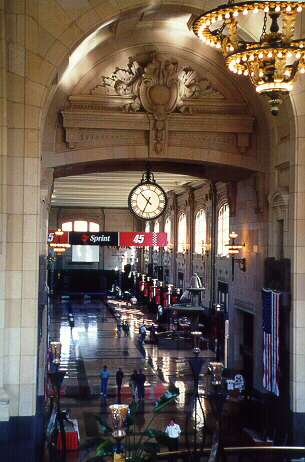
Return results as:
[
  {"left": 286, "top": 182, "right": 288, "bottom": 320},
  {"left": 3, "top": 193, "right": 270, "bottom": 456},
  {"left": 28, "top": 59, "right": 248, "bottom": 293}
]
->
[
  {"left": 123, "top": 320, "right": 130, "bottom": 336},
  {"left": 139, "top": 323, "right": 147, "bottom": 345},
  {"left": 117, "top": 318, "right": 122, "bottom": 337},
  {"left": 137, "top": 369, "right": 146, "bottom": 401},
  {"left": 116, "top": 368, "right": 124, "bottom": 402},
  {"left": 68, "top": 314, "right": 74, "bottom": 333},
  {"left": 100, "top": 365, "right": 110, "bottom": 398},
  {"left": 129, "top": 370, "right": 138, "bottom": 401},
  {"left": 165, "top": 419, "right": 181, "bottom": 452}
]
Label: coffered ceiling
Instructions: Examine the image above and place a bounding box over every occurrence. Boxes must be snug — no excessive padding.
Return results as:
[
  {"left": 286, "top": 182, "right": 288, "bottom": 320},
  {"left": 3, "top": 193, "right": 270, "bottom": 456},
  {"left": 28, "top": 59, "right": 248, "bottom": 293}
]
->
[{"left": 52, "top": 171, "right": 204, "bottom": 208}]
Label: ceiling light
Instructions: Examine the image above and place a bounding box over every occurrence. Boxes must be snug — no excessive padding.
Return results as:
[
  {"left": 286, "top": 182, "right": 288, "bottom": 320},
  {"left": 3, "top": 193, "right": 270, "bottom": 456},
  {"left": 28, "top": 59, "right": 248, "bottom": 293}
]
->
[{"left": 192, "top": 1, "right": 305, "bottom": 115}]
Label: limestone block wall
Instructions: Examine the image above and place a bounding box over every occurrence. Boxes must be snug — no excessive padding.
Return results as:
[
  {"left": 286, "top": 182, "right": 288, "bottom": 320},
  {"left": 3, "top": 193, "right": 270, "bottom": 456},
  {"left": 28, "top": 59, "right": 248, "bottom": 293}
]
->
[{"left": 1, "top": 0, "right": 42, "bottom": 421}]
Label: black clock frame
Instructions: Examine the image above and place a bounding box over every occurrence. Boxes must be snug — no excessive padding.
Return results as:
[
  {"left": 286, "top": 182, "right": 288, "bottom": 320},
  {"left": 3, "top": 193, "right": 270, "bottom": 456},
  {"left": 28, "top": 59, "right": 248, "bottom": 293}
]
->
[{"left": 128, "top": 170, "right": 168, "bottom": 221}]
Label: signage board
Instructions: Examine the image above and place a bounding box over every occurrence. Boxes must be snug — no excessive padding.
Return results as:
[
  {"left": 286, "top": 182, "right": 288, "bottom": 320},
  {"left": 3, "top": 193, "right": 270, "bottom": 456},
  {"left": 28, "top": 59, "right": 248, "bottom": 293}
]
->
[
  {"left": 119, "top": 232, "right": 168, "bottom": 247},
  {"left": 48, "top": 231, "right": 168, "bottom": 247},
  {"left": 48, "top": 230, "right": 69, "bottom": 244},
  {"left": 69, "top": 232, "right": 119, "bottom": 246}
]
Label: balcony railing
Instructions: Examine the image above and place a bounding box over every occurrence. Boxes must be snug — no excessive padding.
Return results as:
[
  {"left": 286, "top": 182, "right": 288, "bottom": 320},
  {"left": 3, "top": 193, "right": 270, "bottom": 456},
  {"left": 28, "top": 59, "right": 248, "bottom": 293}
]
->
[{"left": 155, "top": 446, "right": 305, "bottom": 462}]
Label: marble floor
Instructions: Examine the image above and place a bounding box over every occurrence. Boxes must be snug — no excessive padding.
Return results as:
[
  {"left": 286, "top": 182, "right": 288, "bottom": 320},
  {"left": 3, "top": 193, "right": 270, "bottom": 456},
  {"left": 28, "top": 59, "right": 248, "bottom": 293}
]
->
[{"left": 46, "top": 298, "right": 248, "bottom": 461}]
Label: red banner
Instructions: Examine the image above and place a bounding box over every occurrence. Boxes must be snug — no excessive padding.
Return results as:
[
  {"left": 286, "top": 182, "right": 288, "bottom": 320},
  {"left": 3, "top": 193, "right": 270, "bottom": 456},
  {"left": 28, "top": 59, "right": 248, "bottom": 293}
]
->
[
  {"left": 48, "top": 230, "right": 69, "bottom": 245},
  {"left": 119, "top": 232, "right": 168, "bottom": 247}
]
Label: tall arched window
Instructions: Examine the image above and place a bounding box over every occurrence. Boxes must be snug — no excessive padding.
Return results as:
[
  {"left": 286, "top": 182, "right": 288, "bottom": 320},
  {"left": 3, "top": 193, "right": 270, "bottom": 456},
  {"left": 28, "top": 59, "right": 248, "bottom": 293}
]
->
[
  {"left": 145, "top": 221, "right": 150, "bottom": 251},
  {"left": 194, "top": 209, "right": 207, "bottom": 254},
  {"left": 164, "top": 217, "right": 171, "bottom": 251},
  {"left": 217, "top": 203, "right": 230, "bottom": 256},
  {"left": 153, "top": 221, "right": 160, "bottom": 250},
  {"left": 177, "top": 213, "right": 187, "bottom": 253},
  {"left": 62, "top": 220, "right": 100, "bottom": 232}
]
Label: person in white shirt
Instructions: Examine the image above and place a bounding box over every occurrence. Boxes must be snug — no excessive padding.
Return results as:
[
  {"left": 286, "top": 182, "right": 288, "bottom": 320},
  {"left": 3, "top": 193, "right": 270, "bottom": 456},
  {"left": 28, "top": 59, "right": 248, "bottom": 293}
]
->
[{"left": 165, "top": 419, "right": 181, "bottom": 451}]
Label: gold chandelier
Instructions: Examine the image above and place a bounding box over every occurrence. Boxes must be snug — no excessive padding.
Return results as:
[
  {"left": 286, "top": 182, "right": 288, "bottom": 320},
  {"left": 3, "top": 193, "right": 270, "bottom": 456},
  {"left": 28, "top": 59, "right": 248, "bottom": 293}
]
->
[{"left": 193, "top": 1, "right": 305, "bottom": 114}]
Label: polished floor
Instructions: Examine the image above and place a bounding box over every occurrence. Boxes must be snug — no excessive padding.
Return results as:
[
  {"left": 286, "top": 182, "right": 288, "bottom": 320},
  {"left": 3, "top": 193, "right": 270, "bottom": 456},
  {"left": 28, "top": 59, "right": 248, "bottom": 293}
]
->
[{"left": 46, "top": 298, "right": 248, "bottom": 461}]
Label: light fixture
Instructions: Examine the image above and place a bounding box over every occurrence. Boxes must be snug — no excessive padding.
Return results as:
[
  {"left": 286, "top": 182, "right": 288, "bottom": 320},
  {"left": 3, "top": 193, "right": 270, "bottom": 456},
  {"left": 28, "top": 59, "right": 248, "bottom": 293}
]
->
[
  {"left": 109, "top": 403, "right": 129, "bottom": 440},
  {"left": 225, "top": 231, "right": 246, "bottom": 280},
  {"left": 208, "top": 362, "right": 224, "bottom": 386},
  {"left": 53, "top": 247, "right": 66, "bottom": 254},
  {"left": 193, "top": 1, "right": 305, "bottom": 115}
]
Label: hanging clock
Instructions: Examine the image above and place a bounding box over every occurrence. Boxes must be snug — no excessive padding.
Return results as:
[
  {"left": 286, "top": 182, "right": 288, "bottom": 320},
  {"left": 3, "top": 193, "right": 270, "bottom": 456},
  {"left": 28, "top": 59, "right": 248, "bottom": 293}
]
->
[{"left": 128, "top": 169, "right": 167, "bottom": 221}]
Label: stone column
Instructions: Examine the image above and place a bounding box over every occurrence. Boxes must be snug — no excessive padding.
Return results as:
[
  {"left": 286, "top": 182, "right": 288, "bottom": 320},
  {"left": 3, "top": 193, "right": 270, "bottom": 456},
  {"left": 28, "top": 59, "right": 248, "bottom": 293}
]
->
[
  {"left": 288, "top": 94, "right": 305, "bottom": 442},
  {"left": 0, "top": 0, "right": 10, "bottom": 421},
  {"left": 3, "top": 0, "right": 41, "bottom": 421}
]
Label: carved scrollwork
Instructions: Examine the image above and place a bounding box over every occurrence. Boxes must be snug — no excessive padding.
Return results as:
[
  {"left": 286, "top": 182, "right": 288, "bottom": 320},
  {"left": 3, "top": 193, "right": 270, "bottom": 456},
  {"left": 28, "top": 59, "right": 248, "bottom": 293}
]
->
[
  {"left": 89, "top": 51, "right": 224, "bottom": 117},
  {"left": 91, "top": 56, "right": 143, "bottom": 97}
]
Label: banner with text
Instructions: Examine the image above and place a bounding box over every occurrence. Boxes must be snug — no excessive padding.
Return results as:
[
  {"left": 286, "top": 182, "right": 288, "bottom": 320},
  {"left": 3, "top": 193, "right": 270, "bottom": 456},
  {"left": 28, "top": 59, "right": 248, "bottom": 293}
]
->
[
  {"left": 119, "top": 232, "right": 168, "bottom": 247},
  {"left": 48, "top": 231, "right": 168, "bottom": 247},
  {"left": 69, "top": 232, "right": 119, "bottom": 246}
]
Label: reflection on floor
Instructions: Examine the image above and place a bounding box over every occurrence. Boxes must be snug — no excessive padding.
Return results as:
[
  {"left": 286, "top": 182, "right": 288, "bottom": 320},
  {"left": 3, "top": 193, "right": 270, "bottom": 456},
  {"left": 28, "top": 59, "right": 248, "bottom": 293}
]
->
[{"left": 47, "top": 298, "right": 246, "bottom": 462}]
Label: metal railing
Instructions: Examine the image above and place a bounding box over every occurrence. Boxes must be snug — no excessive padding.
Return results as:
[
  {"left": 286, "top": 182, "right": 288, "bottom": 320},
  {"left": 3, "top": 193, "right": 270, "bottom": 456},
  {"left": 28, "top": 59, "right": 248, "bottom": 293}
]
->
[{"left": 156, "top": 446, "right": 305, "bottom": 461}]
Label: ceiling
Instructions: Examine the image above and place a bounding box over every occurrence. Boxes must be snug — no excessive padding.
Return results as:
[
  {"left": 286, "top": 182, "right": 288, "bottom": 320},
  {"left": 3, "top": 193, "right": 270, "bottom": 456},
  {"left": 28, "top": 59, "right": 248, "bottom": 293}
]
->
[{"left": 51, "top": 171, "right": 204, "bottom": 208}]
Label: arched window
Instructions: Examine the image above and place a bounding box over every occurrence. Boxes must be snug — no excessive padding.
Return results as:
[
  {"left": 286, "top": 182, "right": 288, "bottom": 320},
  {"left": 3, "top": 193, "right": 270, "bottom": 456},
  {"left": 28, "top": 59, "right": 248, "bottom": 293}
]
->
[
  {"left": 145, "top": 221, "right": 150, "bottom": 251},
  {"left": 153, "top": 221, "right": 160, "bottom": 250},
  {"left": 164, "top": 217, "right": 171, "bottom": 250},
  {"left": 61, "top": 220, "right": 100, "bottom": 232},
  {"left": 177, "top": 213, "right": 187, "bottom": 253},
  {"left": 194, "top": 209, "right": 207, "bottom": 254},
  {"left": 61, "top": 220, "right": 100, "bottom": 263},
  {"left": 217, "top": 203, "right": 230, "bottom": 256}
]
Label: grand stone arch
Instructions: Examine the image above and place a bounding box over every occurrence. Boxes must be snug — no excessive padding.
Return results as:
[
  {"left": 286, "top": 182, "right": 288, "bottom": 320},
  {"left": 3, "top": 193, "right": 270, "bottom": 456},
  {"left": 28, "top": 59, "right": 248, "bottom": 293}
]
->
[{"left": 1, "top": 0, "right": 305, "bottom": 455}]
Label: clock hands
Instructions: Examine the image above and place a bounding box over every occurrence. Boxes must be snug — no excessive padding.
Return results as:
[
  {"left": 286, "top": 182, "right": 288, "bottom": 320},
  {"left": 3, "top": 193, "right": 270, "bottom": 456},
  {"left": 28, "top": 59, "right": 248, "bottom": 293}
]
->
[
  {"left": 140, "top": 191, "right": 152, "bottom": 205},
  {"left": 142, "top": 197, "right": 151, "bottom": 213}
]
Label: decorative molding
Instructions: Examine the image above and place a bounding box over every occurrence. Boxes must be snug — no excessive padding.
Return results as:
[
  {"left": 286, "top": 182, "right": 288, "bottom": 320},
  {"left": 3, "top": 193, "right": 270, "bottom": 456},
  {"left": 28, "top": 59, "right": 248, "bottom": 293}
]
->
[
  {"left": 226, "top": 182, "right": 237, "bottom": 217},
  {"left": 269, "top": 189, "right": 289, "bottom": 208},
  {"left": 65, "top": 127, "right": 146, "bottom": 149},
  {"left": 254, "top": 172, "right": 266, "bottom": 214},
  {"left": 89, "top": 51, "right": 224, "bottom": 114},
  {"left": 61, "top": 52, "right": 253, "bottom": 154},
  {"left": 168, "top": 131, "right": 238, "bottom": 154}
]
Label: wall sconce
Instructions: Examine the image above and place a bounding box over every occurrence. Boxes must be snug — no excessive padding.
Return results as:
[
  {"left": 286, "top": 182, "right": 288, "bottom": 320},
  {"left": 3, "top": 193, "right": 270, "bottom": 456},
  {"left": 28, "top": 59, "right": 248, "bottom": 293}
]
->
[
  {"left": 202, "top": 241, "right": 211, "bottom": 258},
  {"left": 226, "top": 231, "right": 246, "bottom": 281}
]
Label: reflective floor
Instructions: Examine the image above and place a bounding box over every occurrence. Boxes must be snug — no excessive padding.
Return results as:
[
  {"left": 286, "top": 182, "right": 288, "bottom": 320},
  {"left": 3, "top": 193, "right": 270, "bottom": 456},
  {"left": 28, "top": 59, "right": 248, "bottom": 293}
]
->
[{"left": 46, "top": 298, "right": 248, "bottom": 461}]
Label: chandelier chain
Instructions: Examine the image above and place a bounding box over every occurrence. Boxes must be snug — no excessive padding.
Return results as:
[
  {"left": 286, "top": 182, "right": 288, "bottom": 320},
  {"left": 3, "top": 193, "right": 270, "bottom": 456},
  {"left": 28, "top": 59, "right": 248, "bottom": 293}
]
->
[{"left": 260, "top": 13, "right": 268, "bottom": 42}]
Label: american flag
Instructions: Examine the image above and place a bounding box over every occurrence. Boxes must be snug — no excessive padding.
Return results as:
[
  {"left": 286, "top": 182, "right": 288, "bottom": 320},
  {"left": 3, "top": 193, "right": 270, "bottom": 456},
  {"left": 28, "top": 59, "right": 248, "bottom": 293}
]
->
[{"left": 262, "top": 288, "right": 280, "bottom": 396}]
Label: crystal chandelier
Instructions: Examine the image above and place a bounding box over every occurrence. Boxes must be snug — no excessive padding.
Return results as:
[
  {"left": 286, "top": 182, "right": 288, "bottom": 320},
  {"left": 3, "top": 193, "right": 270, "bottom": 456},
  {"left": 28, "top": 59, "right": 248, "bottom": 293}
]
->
[{"left": 193, "top": 1, "right": 305, "bottom": 115}]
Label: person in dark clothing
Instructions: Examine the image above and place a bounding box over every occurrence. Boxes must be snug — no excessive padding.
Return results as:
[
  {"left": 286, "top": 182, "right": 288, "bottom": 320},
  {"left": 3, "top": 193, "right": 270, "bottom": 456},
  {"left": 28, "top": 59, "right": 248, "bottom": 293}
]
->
[
  {"left": 129, "top": 370, "right": 138, "bottom": 401},
  {"left": 136, "top": 369, "right": 146, "bottom": 401},
  {"left": 116, "top": 368, "right": 124, "bottom": 401},
  {"left": 68, "top": 314, "right": 74, "bottom": 332},
  {"left": 123, "top": 321, "right": 130, "bottom": 336}
]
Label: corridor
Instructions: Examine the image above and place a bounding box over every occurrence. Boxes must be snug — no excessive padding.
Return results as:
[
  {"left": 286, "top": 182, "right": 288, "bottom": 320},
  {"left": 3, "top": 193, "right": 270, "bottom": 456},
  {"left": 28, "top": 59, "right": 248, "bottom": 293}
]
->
[{"left": 47, "top": 297, "right": 217, "bottom": 460}]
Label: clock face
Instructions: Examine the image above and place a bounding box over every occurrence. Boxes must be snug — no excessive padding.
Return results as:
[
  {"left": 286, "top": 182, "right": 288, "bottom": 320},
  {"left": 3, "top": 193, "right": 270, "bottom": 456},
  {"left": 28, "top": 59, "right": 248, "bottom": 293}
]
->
[{"left": 128, "top": 181, "right": 167, "bottom": 220}]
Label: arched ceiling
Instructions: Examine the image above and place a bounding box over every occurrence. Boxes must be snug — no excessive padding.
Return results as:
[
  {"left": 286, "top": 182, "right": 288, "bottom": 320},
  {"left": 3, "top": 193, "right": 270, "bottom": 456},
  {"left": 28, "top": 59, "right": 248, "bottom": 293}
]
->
[
  {"left": 42, "top": 1, "right": 271, "bottom": 188},
  {"left": 52, "top": 171, "right": 205, "bottom": 208}
]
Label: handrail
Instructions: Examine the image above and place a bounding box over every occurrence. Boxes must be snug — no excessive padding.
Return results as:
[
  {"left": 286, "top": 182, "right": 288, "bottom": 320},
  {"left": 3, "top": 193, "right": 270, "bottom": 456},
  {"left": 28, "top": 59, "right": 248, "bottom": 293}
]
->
[{"left": 156, "top": 446, "right": 305, "bottom": 459}]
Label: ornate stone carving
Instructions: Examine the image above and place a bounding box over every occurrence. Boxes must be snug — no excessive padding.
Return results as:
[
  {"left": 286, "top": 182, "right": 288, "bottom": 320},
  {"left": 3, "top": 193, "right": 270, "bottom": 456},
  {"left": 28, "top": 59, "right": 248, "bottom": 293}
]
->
[
  {"left": 88, "top": 52, "right": 225, "bottom": 153},
  {"left": 91, "top": 52, "right": 224, "bottom": 110},
  {"left": 65, "top": 127, "right": 146, "bottom": 149},
  {"left": 61, "top": 52, "right": 255, "bottom": 158},
  {"left": 168, "top": 131, "right": 238, "bottom": 154}
]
